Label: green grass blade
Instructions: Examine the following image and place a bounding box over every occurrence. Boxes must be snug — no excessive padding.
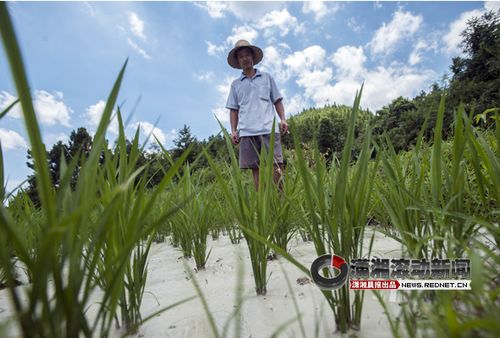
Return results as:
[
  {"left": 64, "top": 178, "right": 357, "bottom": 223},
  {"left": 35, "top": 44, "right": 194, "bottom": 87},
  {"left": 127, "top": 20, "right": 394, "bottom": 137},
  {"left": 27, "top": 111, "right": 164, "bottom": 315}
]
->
[
  {"left": 0, "top": 3, "right": 55, "bottom": 223},
  {"left": 0, "top": 142, "right": 4, "bottom": 201},
  {"left": 93, "top": 60, "right": 128, "bottom": 147},
  {"left": 0, "top": 98, "right": 19, "bottom": 120},
  {"left": 430, "top": 95, "right": 445, "bottom": 205}
]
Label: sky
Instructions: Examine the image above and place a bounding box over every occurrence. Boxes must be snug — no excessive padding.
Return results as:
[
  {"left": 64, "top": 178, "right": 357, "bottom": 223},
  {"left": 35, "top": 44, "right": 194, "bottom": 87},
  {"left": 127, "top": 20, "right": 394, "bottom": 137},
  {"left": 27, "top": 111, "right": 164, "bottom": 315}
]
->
[{"left": 1, "top": 1, "right": 499, "bottom": 193}]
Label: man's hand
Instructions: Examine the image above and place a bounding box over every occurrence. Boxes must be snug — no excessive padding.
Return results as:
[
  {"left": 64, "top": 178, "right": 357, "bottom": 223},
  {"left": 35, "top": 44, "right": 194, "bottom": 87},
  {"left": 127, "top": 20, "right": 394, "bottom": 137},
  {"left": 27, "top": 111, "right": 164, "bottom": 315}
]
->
[
  {"left": 280, "top": 120, "right": 289, "bottom": 135},
  {"left": 231, "top": 130, "right": 239, "bottom": 144}
]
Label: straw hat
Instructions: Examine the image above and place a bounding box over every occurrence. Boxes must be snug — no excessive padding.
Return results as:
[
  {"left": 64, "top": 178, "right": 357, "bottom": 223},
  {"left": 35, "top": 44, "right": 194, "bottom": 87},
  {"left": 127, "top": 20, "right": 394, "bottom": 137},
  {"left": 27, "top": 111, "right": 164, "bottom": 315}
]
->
[{"left": 227, "top": 40, "right": 263, "bottom": 69}]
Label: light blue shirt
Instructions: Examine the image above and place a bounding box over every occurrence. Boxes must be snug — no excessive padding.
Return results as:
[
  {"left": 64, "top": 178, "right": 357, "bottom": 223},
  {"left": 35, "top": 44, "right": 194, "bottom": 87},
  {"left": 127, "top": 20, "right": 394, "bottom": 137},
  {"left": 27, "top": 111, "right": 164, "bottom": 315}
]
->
[{"left": 226, "top": 69, "right": 283, "bottom": 137}]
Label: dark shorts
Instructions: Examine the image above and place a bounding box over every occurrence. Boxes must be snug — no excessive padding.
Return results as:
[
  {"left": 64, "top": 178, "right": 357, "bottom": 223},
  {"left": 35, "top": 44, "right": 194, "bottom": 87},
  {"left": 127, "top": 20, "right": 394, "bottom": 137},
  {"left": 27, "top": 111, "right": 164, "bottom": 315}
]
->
[{"left": 239, "top": 134, "right": 284, "bottom": 169}]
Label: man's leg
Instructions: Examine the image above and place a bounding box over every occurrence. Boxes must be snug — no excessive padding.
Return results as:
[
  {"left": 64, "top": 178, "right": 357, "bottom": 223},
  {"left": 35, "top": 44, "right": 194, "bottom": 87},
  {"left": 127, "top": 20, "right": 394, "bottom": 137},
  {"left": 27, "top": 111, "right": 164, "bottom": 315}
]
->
[
  {"left": 239, "top": 136, "right": 261, "bottom": 190},
  {"left": 252, "top": 167, "right": 259, "bottom": 191},
  {"left": 261, "top": 134, "right": 284, "bottom": 192},
  {"left": 253, "top": 165, "right": 282, "bottom": 192},
  {"left": 273, "top": 164, "right": 284, "bottom": 193}
]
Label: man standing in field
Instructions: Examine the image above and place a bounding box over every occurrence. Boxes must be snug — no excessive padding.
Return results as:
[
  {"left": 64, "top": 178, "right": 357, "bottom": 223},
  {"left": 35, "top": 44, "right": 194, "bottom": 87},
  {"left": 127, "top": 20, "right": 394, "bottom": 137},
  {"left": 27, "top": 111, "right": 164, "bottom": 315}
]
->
[{"left": 226, "top": 39, "right": 288, "bottom": 190}]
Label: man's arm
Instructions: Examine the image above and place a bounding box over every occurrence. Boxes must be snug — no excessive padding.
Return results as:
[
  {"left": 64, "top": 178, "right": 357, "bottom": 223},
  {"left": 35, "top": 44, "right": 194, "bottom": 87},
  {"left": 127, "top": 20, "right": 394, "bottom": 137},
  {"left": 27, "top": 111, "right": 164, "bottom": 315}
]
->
[
  {"left": 274, "top": 99, "right": 288, "bottom": 134},
  {"left": 230, "top": 109, "right": 239, "bottom": 144}
]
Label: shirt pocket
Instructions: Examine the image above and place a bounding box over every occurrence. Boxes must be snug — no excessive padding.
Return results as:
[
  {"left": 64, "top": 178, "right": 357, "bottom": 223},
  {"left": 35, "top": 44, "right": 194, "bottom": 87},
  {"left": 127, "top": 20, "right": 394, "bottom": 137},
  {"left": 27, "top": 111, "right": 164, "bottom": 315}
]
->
[{"left": 259, "top": 85, "right": 271, "bottom": 102}]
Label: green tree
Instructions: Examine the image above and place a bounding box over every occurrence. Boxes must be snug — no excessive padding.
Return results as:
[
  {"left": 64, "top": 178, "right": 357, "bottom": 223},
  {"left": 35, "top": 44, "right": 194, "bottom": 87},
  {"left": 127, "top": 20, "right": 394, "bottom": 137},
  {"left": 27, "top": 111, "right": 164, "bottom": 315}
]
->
[
  {"left": 372, "top": 97, "right": 421, "bottom": 152},
  {"left": 172, "top": 124, "right": 200, "bottom": 165},
  {"left": 143, "top": 149, "right": 169, "bottom": 188},
  {"left": 413, "top": 83, "right": 449, "bottom": 140},
  {"left": 68, "top": 127, "right": 94, "bottom": 189},
  {"left": 317, "top": 117, "right": 334, "bottom": 155},
  {"left": 25, "top": 128, "right": 95, "bottom": 206},
  {"left": 205, "top": 134, "right": 230, "bottom": 163},
  {"left": 448, "top": 10, "right": 500, "bottom": 117},
  {"left": 68, "top": 127, "right": 92, "bottom": 160}
]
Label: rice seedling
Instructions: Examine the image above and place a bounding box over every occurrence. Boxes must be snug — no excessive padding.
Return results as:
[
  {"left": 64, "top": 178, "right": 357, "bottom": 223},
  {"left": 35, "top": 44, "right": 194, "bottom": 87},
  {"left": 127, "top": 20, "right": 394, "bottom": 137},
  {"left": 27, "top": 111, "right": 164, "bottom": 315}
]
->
[
  {"left": 204, "top": 122, "right": 283, "bottom": 295},
  {"left": 270, "top": 166, "right": 301, "bottom": 253},
  {"left": 219, "top": 88, "right": 378, "bottom": 332},
  {"left": 148, "top": 192, "right": 172, "bottom": 243},
  {"left": 7, "top": 197, "right": 44, "bottom": 285},
  {"left": 218, "top": 88, "right": 378, "bottom": 332},
  {"left": 374, "top": 98, "right": 500, "bottom": 338},
  {"left": 205, "top": 165, "right": 243, "bottom": 245},
  {"left": 375, "top": 97, "right": 495, "bottom": 259},
  {"left": 2, "top": 1, "right": 497, "bottom": 336},
  {"left": 185, "top": 252, "right": 309, "bottom": 338},
  {"left": 3, "top": 182, "right": 43, "bottom": 286},
  {"left": 375, "top": 114, "right": 434, "bottom": 259},
  {"left": 169, "top": 188, "right": 195, "bottom": 258},
  {"left": 420, "top": 100, "right": 480, "bottom": 258},
  {"left": 190, "top": 183, "right": 217, "bottom": 269},
  {"left": 172, "top": 166, "right": 215, "bottom": 269},
  {"left": 288, "top": 86, "right": 378, "bottom": 332},
  {"left": 465, "top": 111, "right": 500, "bottom": 246},
  {"left": 226, "top": 223, "right": 243, "bottom": 244},
  {"left": 90, "top": 110, "right": 170, "bottom": 335},
  {"left": 0, "top": 4, "right": 193, "bottom": 336},
  {"left": 209, "top": 184, "right": 230, "bottom": 241}
]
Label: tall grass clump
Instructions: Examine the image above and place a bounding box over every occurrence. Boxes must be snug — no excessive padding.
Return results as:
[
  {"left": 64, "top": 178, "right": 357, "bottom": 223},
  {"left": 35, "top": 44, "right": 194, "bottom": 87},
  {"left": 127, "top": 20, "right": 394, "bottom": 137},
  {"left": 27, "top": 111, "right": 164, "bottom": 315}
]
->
[
  {"left": 466, "top": 110, "right": 500, "bottom": 246},
  {"left": 90, "top": 110, "right": 163, "bottom": 335},
  {"left": 289, "top": 86, "right": 378, "bottom": 332},
  {"left": 0, "top": 4, "right": 193, "bottom": 336},
  {"left": 375, "top": 98, "right": 499, "bottom": 337},
  {"left": 270, "top": 165, "right": 301, "bottom": 253},
  {"left": 169, "top": 165, "right": 215, "bottom": 269},
  {"left": 6, "top": 193, "right": 46, "bottom": 286},
  {"left": 189, "top": 181, "right": 217, "bottom": 269},
  {"left": 220, "top": 88, "right": 378, "bottom": 330},
  {"left": 205, "top": 123, "right": 284, "bottom": 295},
  {"left": 204, "top": 163, "right": 243, "bottom": 245},
  {"left": 376, "top": 97, "right": 497, "bottom": 259},
  {"left": 169, "top": 189, "right": 194, "bottom": 258}
]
